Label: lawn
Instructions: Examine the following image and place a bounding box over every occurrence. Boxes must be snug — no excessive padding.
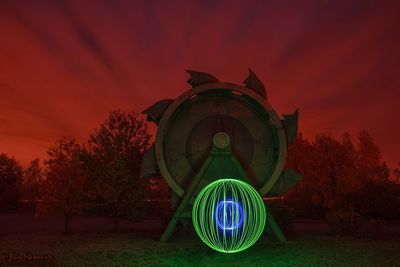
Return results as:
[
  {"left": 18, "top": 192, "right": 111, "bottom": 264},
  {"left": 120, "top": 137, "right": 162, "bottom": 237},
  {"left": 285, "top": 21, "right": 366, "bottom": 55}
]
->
[{"left": 1, "top": 230, "right": 399, "bottom": 267}]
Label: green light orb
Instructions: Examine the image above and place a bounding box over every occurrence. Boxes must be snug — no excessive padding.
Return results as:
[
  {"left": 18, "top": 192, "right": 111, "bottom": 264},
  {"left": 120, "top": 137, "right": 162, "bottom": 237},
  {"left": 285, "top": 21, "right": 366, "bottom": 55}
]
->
[{"left": 192, "top": 179, "right": 266, "bottom": 253}]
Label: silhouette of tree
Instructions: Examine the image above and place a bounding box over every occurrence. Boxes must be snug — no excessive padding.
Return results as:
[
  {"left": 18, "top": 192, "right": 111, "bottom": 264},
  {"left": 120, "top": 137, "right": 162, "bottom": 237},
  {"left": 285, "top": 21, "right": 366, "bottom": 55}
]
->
[
  {"left": 0, "top": 153, "right": 23, "bottom": 210},
  {"left": 38, "top": 138, "right": 86, "bottom": 234},
  {"left": 285, "top": 130, "right": 393, "bottom": 219},
  {"left": 86, "top": 110, "right": 151, "bottom": 231},
  {"left": 309, "top": 133, "right": 363, "bottom": 212},
  {"left": 21, "top": 158, "right": 43, "bottom": 210},
  {"left": 357, "top": 130, "right": 389, "bottom": 183},
  {"left": 394, "top": 162, "right": 400, "bottom": 183},
  {"left": 284, "top": 134, "right": 325, "bottom": 218},
  {"left": 148, "top": 176, "right": 171, "bottom": 219},
  {"left": 341, "top": 132, "right": 364, "bottom": 193}
]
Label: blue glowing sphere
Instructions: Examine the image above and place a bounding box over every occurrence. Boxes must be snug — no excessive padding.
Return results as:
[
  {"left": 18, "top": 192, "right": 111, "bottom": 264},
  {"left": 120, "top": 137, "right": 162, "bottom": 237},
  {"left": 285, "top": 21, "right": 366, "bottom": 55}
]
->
[{"left": 215, "top": 200, "right": 244, "bottom": 230}]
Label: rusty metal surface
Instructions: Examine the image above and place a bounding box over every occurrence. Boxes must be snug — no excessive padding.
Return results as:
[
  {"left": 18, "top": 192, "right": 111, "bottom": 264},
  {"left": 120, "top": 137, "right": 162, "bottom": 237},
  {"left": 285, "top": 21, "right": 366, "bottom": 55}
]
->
[
  {"left": 142, "top": 99, "right": 174, "bottom": 124},
  {"left": 243, "top": 69, "right": 267, "bottom": 99},
  {"left": 140, "top": 144, "right": 159, "bottom": 179},
  {"left": 269, "top": 168, "right": 302, "bottom": 195},
  {"left": 283, "top": 109, "right": 299, "bottom": 144},
  {"left": 186, "top": 70, "right": 219, "bottom": 87},
  {"left": 154, "top": 82, "right": 287, "bottom": 197}
]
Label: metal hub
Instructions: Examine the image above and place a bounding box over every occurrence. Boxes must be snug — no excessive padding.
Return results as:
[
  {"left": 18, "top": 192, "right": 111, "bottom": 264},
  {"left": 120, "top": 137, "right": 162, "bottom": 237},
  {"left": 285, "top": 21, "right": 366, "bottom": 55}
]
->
[{"left": 213, "top": 132, "right": 230, "bottom": 149}]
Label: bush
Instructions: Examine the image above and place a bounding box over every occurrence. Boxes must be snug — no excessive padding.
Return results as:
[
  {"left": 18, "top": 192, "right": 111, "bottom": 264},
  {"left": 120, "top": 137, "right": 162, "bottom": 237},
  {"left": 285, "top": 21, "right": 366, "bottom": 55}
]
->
[
  {"left": 326, "top": 208, "right": 383, "bottom": 239},
  {"left": 267, "top": 201, "right": 295, "bottom": 233},
  {"left": 0, "top": 153, "right": 23, "bottom": 210}
]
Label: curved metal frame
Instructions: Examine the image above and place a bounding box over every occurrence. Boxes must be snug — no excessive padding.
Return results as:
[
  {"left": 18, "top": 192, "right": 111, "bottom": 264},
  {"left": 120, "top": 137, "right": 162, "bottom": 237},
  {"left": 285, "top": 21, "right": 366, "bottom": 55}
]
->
[{"left": 155, "top": 82, "right": 287, "bottom": 197}]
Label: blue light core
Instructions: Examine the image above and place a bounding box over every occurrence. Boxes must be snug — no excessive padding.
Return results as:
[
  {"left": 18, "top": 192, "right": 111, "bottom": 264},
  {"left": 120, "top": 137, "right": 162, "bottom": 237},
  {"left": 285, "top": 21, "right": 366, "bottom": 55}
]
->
[{"left": 215, "top": 200, "right": 244, "bottom": 230}]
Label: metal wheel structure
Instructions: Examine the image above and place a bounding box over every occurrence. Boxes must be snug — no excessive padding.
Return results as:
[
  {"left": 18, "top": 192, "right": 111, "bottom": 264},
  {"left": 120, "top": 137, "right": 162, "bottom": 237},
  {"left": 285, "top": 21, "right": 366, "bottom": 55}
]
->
[{"left": 140, "top": 69, "right": 301, "bottom": 243}]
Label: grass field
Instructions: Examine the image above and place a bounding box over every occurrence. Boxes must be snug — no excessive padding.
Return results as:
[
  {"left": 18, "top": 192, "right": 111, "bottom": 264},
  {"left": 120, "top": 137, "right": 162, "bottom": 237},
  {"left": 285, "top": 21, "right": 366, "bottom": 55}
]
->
[{"left": 1, "top": 230, "right": 399, "bottom": 267}]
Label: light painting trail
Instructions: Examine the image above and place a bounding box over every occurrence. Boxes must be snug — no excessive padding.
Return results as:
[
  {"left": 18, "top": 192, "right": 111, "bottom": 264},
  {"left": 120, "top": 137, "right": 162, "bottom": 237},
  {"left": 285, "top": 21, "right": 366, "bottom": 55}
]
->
[{"left": 192, "top": 179, "right": 266, "bottom": 253}]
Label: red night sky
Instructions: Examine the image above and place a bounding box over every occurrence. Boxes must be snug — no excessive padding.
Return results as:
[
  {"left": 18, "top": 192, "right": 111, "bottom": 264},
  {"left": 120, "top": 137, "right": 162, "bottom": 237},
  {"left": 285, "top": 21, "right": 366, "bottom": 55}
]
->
[{"left": 0, "top": 1, "right": 399, "bottom": 169}]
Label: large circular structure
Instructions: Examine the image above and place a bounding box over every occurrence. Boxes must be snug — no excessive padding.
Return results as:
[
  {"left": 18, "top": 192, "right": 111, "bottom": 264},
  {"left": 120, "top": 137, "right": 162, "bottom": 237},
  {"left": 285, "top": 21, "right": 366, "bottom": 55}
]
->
[
  {"left": 155, "top": 82, "right": 287, "bottom": 197},
  {"left": 192, "top": 179, "right": 266, "bottom": 253},
  {"left": 140, "top": 70, "right": 300, "bottom": 244}
]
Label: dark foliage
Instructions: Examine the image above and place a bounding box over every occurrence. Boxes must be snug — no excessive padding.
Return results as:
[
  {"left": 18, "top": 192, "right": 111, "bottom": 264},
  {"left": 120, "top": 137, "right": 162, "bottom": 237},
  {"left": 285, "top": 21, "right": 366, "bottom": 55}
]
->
[
  {"left": 38, "top": 137, "right": 87, "bottom": 234},
  {"left": 0, "top": 153, "right": 23, "bottom": 210},
  {"left": 284, "top": 130, "right": 399, "bottom": 236},
  {"left": 84, "top": 110, "right": 151, "bottom": 230},
  {"left": 326, "top": 209, "right": 383, "bottom": 239},
  {"left": 20, "top": 158, "right": 43, "bottom": 211},
  {"left": 267, "top": 201, "right": 295, "bottom": 234}
]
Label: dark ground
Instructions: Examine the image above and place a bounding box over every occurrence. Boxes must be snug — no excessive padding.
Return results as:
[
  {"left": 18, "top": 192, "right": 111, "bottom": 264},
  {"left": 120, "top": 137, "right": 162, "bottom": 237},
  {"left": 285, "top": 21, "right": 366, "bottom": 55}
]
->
[{"left": 1, "top": 213, "right": 400, "bottom": 267}]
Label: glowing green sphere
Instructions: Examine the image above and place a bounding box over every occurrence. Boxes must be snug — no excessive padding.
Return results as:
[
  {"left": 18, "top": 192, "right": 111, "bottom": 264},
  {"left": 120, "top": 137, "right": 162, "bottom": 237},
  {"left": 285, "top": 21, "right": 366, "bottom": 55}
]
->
[{"left": 192, "top": 179, "right": 266, "bottom": 253}]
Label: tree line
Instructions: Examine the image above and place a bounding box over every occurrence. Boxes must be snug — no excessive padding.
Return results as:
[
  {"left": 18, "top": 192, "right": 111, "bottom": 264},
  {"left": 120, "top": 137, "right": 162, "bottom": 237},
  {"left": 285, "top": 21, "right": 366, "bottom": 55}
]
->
[
  {"left": 0, "top": 110, "right": 151, "bottom": 234},
  {"left": 283, "top": 131, "right": 400, "bottom": 236},
  {"left": 0, "top": 110, "right": 399, "bottom": 235}
]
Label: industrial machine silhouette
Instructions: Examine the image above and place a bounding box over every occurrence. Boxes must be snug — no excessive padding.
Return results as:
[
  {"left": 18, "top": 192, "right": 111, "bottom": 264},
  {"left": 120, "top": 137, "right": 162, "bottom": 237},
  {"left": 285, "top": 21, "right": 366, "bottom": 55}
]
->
[{"left": 140, "top": 69, "right": 301, "bottom": 244}]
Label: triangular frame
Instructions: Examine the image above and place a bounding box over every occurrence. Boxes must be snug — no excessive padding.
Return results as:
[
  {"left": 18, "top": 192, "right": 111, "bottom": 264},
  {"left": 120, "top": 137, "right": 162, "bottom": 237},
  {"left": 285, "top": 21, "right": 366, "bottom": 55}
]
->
[{"left": 160, "top": 142, "right": 286, "bottom": 243}]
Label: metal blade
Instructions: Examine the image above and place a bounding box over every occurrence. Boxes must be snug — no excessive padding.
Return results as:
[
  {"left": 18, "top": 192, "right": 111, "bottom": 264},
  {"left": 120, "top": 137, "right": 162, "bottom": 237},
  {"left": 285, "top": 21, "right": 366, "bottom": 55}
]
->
[
  {"left": 243, "top": 68, "right": 267, "bottom": 99},
  {"left": 142, "top": 99, "right": 174, "bottom": 124},
  {"left": 282, "top": 109, "right": 298, "bottom": 144},
  {"left": 140, "top": 144, "right": 159, "bottom": 179},
  {"left": 185, "top": 70, "right": 219, "bottom": 87},
  {"left": 268, "top": 168, "right": 302, "bottom": 195}
]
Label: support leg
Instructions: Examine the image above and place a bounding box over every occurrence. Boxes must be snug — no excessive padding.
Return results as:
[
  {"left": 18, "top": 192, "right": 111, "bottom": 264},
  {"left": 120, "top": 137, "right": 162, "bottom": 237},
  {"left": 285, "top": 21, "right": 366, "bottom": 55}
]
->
[{"left": 265, "top": 205, "right": 287, "bottom": 242}]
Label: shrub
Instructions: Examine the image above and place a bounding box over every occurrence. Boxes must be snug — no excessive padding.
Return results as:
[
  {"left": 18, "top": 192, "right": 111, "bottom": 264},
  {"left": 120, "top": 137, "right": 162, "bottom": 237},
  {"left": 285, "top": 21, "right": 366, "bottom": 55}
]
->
[
  {"left": 326, "top": 208, "right": 382, "bottom": 239},
  {"left": 0, "top": 153, "right": 23, "bottom": 210},
  {"left": 267, "top": 201, "right": 295, "bottom": 233}
]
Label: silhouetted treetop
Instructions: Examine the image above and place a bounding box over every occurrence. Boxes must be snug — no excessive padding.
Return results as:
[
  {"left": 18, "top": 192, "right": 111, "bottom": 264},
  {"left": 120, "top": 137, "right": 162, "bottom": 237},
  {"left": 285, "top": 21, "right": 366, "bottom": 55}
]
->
[
  {"left": 85, "top": 110, "right": 152, "bottom": 231},
  {"left": 0, "top": 153, "right": 23, "bottom": 210}
]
